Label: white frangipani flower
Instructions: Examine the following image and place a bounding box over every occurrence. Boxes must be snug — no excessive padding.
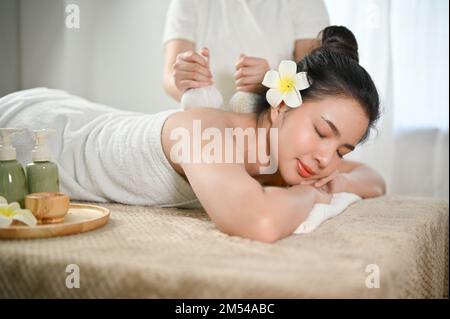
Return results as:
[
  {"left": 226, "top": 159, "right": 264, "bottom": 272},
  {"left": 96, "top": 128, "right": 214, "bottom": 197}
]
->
[
  {"left": 262, "top": 60, "right": 310, "bottom": 108},
  {"left": 0, "top": 196, "right": 37, "bottom": 227}
]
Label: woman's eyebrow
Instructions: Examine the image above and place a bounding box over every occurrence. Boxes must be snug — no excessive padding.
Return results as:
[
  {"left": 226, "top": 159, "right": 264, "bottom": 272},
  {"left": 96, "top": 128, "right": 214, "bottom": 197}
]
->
[{"left": 321, "top": 116, "right": 355, "bottom": 151}]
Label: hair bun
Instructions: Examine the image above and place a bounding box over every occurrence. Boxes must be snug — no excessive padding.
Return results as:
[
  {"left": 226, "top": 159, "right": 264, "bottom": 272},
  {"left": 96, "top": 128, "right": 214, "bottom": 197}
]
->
[{"left": 321, "top": 26, "right": 359, "bottom": 62}]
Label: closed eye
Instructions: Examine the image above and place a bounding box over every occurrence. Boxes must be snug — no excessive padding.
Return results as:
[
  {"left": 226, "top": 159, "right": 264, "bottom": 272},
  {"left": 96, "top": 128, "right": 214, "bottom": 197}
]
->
[
  {"left": 314, "top": 126, "right": 325, "bottom": 138},
  {"left": 315, "top": 126, "right": 344, "bottom": 159}
]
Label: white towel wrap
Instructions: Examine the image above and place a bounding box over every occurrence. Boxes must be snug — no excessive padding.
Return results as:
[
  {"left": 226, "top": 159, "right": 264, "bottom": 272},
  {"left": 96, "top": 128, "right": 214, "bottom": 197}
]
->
[{"left": 0, "top": 88, "right": 199, "bottom": 207}]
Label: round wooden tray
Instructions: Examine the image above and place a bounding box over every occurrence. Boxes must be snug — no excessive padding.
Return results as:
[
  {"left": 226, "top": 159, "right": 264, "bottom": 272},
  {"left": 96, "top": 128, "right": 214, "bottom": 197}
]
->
[{"left": 0, "top": 203, "right": 110, "bottom": 239}]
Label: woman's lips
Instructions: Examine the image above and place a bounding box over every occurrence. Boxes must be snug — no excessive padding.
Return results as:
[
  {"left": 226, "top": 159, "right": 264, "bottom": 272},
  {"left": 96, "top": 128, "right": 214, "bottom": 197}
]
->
[{"left": 297, "top": 159, "right": 314, "bottom": 178}]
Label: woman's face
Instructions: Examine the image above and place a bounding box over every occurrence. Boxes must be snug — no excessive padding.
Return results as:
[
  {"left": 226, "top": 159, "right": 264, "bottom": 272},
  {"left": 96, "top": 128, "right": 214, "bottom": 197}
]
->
[{"left": 271, "top": 96, "right": 369, "bottom": 186}]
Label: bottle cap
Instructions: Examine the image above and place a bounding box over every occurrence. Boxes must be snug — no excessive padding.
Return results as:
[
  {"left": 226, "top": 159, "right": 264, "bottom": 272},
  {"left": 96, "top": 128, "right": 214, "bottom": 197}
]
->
[
  {"left": 32, "top": 129, "right": 56, "bottom": 162},
  {"left": 0, "top": 128, "right": 22, "bottom": 161}
]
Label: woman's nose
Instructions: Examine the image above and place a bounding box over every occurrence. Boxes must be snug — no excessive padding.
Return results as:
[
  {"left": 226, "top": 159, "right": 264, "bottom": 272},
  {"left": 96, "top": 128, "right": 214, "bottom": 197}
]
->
[{"left": 314, "top": 145, "right": 335, "bottom": 168}]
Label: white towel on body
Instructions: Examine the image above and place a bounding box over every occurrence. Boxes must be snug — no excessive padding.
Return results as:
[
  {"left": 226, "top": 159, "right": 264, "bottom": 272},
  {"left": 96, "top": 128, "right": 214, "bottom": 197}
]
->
[
  {"left": 294, "top": 192, "right": 362, "bottom": 234},
  {"left": 0, "top": 88, "right": 199, "bottom": 207}
]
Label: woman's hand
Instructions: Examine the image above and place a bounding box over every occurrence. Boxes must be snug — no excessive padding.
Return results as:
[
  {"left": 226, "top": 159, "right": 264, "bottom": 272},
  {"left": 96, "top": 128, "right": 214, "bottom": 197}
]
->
[
  {"left": 235, "top": 54, "right": 270, "bottom": 93},
  {"left": 301, "top": 171, "right": 350, "bottom": 194},
  {"left": 173, "top": 48, "right": 213, "bottom": 93},
  {"left": 290, "top": 184, "right": 333, "bottom": 205},
  {"left": 314, "top": 185, "right": 333, "bottom": 204}
]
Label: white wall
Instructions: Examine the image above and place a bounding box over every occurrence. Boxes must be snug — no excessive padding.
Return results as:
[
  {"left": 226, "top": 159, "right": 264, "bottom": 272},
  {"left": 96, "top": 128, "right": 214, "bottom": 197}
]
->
[
  {"left": 325, "top": 0, "right": 449, "bottom": 200},
  {"left": 18, "top": 0, "right": 178, "bottom": 113},
  {"left": 0, "top": 0, "right": 19, "bottom": 97}
]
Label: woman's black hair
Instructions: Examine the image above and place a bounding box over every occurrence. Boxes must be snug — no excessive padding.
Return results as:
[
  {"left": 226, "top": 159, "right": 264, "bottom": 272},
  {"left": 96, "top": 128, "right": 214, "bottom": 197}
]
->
[{"left": 256, "top": 25, "right": 380, "bottom": 143}]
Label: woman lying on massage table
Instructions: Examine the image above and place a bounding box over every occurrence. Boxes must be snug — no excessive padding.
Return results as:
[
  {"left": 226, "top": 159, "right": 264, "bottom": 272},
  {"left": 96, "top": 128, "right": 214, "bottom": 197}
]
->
[
  {"left": 0, "top": 26, "right": 385, "bottom": 243},
  {"left": 162, "top": 26, "right": 385, "bottom": 242}
]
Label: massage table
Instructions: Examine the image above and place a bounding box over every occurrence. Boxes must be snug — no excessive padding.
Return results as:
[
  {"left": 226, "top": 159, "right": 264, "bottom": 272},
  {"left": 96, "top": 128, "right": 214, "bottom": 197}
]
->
[{"left": 0, "top": 195, "right": 448, "bottom": 298}]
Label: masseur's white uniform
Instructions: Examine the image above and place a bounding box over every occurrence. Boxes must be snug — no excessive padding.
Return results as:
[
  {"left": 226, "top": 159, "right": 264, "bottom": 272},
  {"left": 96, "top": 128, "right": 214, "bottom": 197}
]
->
[
  {"left": 0, "top": 88, "right": 198, "bottom": 207},
  {"left": 163, "top": 0, "right": 329, "bottom": 105}
]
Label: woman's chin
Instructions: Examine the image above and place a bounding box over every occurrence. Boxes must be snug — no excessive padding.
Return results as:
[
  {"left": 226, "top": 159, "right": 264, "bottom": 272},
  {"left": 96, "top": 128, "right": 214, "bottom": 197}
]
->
[{"left": 279, "top": 170, "right": 302, "bottom": 186}]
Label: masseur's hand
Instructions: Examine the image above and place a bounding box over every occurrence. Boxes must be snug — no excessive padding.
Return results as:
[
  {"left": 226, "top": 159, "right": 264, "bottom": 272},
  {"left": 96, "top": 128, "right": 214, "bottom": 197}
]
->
[
  {"left": 235, "top": 54, "right": 270, "bottom": 93},
  {"left": 173, "top": 48, "right": 213, "bottom": 93}
]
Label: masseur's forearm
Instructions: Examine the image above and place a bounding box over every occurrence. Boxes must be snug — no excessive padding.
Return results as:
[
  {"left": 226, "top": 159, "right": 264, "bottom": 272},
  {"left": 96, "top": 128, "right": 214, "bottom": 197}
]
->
[
  {"left": 343, "top": 164, "right": 386, "bottom": 198},
  {"left": 163, "top": 75, "right": 183, "bottom": 102},
  {"left": 294, "top": 39, "right": 321, "bottom": 62},
  {"left": 163, "top": 39, "right": 195, "bottom": 102}
]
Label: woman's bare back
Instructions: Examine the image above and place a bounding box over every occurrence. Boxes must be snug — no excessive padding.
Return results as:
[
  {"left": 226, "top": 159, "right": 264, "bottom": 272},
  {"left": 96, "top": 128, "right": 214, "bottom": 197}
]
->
[{"left": 161, "top": 107, "right": 288, "bottom": 188}]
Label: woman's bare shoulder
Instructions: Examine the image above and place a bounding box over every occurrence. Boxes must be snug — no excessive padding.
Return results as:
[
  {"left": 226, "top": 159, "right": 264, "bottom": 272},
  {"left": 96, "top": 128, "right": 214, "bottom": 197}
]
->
[
  {"left": 164, "top": 108, "right": 234, "bottom": 131},
  {"left": 161, "top": 108, "right": 236, "bottom": 176}
]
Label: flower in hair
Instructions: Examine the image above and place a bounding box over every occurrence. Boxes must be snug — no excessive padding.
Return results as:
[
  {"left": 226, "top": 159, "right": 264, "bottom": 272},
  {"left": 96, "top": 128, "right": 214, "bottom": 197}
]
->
[{"left": 262, "top": 60, "right": 310, "bottom": 108}]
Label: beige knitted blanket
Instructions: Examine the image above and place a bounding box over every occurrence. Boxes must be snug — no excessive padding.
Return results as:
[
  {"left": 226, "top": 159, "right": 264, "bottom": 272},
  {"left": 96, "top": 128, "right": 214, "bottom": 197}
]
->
[{"left": 0, "top": 195, "right": 448, "bottom": 298}]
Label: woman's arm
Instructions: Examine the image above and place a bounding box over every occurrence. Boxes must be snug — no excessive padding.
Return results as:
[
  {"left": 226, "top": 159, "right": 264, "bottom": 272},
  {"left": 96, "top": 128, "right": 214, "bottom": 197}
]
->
[
  {"left": 323, "top": 160, "right": 386, "bottom": 198},
  {"left": 182, "top": 160, "right": 330, "bottom": 243},
  {"left": 163, "top": 39, "right": 212, "bottom": 102},
  {"left": 340, "top": 160, "right": 386, "bottom": 198}
]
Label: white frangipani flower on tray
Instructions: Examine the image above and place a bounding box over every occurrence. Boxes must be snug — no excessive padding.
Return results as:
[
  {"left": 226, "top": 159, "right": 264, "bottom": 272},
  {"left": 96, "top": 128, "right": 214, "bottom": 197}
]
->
[
  {"left": 262, "top": 60, "right": 311, "bottom": 108},
  {"left": 0, "top": 196, "right": 37, "bottom": 227}
]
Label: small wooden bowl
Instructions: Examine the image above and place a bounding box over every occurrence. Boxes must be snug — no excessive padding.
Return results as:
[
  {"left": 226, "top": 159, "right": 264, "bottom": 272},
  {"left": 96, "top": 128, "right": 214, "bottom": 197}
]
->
[{"left": 25, "top": 192, "right": 70, "bottom": 224}]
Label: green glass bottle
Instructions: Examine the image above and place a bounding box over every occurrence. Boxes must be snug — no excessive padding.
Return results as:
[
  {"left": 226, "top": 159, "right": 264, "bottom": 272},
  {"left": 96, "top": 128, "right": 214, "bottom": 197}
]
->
[
  {"left": 26, "top": 161, "right": 59, "bottom": 193},
  {"left": 0, "top": 128, "right": 28, "bottom": 207},
  {"left": 26, "top": 129, "right": 60, "bottom": 194},
  {"left": 0, "top": 160, "right": 28, "bottom": 208}
]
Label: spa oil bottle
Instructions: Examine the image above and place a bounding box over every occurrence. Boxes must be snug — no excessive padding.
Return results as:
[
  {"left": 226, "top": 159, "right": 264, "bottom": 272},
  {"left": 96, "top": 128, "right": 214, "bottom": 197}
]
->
[
  {"left": 0, "top": 128, "right": 28, "bottom": 207},
  {"left": 26, "top": 129, "right": 60, "bottom": 194}
]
